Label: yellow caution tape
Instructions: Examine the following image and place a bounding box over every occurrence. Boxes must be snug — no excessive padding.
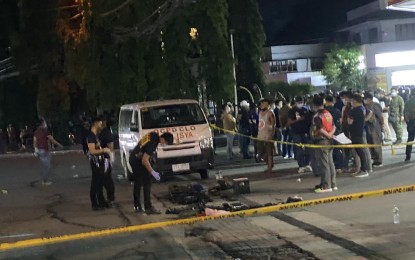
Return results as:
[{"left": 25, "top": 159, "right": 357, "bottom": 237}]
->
[
  {"left": 1, "top": 184, "right": 415, "bottom": 251},
  {"left": 210, "top": 124, "right": 415, "bottom": 150}
]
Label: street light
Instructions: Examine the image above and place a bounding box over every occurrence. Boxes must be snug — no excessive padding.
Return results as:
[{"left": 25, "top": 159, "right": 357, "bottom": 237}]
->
[
  {"left": 253, "top": 84, "right": 263, "bottom": 99},
  {"left": 230, "top": 29, "right": 237, "bottom": 117},
  {"left": 238, "top": 86, "right": 254, "bottom": 104}
]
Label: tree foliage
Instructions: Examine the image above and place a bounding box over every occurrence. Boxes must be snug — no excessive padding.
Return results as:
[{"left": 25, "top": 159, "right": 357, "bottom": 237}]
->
[
  {"left": 322, "top": 45, "right": 366, "bottom": 90},
  {"left": 228, "top": 0, "right": 266, "bottom": 90},
  {"left": 5, "top": 0, "right": 267, "bottom": 129}
]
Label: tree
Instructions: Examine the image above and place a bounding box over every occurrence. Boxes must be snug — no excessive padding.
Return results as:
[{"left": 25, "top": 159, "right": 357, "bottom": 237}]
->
[
  {"left": 228, "top": 0, "right": 266, "bottom": 93},
  {"left": 322, "top": 45, "right": 366, "bottom": 91}
]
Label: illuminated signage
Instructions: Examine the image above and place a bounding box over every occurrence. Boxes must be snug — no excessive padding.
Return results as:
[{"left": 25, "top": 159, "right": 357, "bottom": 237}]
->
[{"left": 375, "top": 50, "right": 415, "bottom": 67}]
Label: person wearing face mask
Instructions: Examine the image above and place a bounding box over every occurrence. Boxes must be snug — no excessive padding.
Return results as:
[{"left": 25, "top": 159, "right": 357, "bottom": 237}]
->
[
  {"left": 363, "top": 93, "right": 384, "bottom": 167},
  {"left": 389, "top": 87, "right": 405, "bottom": 144},
  {"left": 257, "top": 98, "right": 276, "bottom": 173},
  {"left": 348, "top": 95, "right": 372, "bottom": 178},
  {"left": 377, "top": 90, "right": 392, "bottom": 142},
  {"left": 287, "top": 96, "right": 312, "bottom": 174},
  {"left": 339, "top": 91, "right": 354, "bottom": 173}
]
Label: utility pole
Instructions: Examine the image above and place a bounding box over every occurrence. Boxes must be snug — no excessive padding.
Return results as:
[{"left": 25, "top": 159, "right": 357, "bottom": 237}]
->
[{"left": 230, "top": 29, "right": 238, "bottom": 117}]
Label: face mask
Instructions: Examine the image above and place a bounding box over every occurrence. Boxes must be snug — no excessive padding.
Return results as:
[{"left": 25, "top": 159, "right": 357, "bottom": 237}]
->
[
  {"left": 225, "top": 106, "right": 231, "bottom": 113},
  {"left": 391, "top": 92, "right": 397, "bottom": 97},
  {"left": 363, "top": 100, "right": 368, "bottom": 105},
  {"left": 342, "top": 99, "right": 347, "bottom": 105},
  {"left": 296, "top": 103, "right": 304, "bottom": 109}
]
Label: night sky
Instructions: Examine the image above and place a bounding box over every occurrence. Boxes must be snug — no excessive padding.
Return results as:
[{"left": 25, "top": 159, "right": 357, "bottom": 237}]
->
[{"left": 259, "top": 0, "right": 374, "bottom": 45}]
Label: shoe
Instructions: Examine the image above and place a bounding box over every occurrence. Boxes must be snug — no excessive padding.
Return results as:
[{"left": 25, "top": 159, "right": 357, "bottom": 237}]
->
[
  {"left": 283, "top": 155, "right": 289, "bottom": 159},
  {"left": 134, "top": 206, "right": 144, "bottom": 213},
  {"left": 314, "top": 187, "right": 333, "bottom": 193},
  {"left": 104, "top": 202, "right": 113, "bottom": 208},
  {"left": 393, "top": 139, "right": 402, "bottom": 145},
  {"left": 144, "top": 207, "right": 161, "bottom": 215},
  {"left": 405, "top": 157, "right": 411, "bottom": 162},
  {"left": 336, "top": 169, "right": 343, "bottom": 174},
  {"left": 42, "top": 181, "right": 53, "bottom": 186},
  {"left": 304, "top": 165, "right": 313, "bottom": 172},
  {"left": 332, "top": 186, "right": 338, "bottom": 191},
  {"left": 298, "top": 167, "right": 306, "bottom": 173},
  {"left": 372, "top": 162, "right": 383, "bottom": 167},
  {"left": 355, "top": 171, "right": 369, "bottom": 178}
]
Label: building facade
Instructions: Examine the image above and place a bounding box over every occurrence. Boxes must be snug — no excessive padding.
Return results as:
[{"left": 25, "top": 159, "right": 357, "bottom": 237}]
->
[{"left": 340, "top": 0, "right": 415, "bottom": 91}]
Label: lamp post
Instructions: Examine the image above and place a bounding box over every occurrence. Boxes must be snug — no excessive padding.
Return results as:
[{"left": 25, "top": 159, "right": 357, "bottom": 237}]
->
[
  {"left": 253, "top": 83, "right": 263, "bottom": 99},
  {"left": 238, "top": 86, "right": 254, "bottom": 104},
  {"left": 230, "top": 29, "right": 238, "bottom": 117}
]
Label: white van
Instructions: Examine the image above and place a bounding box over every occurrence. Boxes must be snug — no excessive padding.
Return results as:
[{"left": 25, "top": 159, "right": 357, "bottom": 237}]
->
[{"left": 118, "top": 99, "right": 214, "bottom": 180}]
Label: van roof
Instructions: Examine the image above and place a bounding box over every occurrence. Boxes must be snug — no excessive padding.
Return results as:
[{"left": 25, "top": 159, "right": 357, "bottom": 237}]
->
[{"left": 120, "top": 99, "right": 199, "bottom": 110}]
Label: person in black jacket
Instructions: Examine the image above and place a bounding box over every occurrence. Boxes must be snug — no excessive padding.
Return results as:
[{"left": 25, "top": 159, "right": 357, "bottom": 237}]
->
[
  {"left": 129, "top": 132, "right": 174, "bottom": 214},
  {"left": 86, "top": 117, "right": 111, "bottom": 210}
]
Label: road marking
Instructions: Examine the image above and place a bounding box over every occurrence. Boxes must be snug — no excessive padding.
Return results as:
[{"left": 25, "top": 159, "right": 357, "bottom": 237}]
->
[
  {"left": 0, "top": 234, "right": 35, "bottom": 239},
  {"left": 1, "top": 184, "right": 415, "bottom": 251}
]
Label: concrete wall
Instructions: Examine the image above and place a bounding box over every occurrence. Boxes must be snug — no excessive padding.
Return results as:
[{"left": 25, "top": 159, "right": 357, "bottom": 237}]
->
[{"left": 270, "top": 43, "right": 332, "bottom": 60}]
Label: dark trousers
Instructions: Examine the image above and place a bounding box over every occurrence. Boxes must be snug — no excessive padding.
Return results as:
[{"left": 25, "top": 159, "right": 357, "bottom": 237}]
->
[
  {"left": 351, "top": 136, "right": 370, "bottom": 172},
  {"left": 406, "top": 121, "right": 415, "bottom": 159},
  {"left": 239, "top": 128, "right": 251, "bottom": 158},
  {"left": 103, "top": 164, "right": 115, "bottom": 202},
  {"left": 275, "top": 128, "right": 282, "bottom": 155},
  {"left": 292, "top": 133, "right": 310, "bottom": 167},
  {"left": 333, "top": 147, "right": 344, "bottom": 169},
  {"left": 89, "top": 160, "right": 106, "bottom": 207},
  {"left": 133, "top": 165, "right": 152, "bottom": 210}
]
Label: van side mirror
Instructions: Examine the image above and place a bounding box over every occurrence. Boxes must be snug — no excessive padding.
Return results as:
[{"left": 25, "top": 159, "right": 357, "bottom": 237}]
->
[{"left": 207, "top": 115, "right": 216, "bottom": 124}]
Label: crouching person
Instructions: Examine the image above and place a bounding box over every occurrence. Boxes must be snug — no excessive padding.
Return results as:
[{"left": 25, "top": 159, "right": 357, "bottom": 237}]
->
[
  {"left": 311, "top": 97, "right": 337, "bottom": 193},
  {"left": 129, "top": 132, "right": 174, "bottom": 214}
]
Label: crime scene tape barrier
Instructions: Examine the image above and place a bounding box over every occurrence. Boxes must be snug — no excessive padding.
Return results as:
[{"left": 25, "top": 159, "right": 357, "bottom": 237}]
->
[
  {"left": 1, "top": 184, "right": 415, "bottom": 251},
  {"left": 210, "top": 124, "right": 415, "bottom": 154}
]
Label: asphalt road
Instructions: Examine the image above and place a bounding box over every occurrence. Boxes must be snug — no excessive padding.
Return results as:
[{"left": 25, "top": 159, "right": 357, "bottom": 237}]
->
[{"left": 1, "top": 145, "right": 415, "bottom": 259}]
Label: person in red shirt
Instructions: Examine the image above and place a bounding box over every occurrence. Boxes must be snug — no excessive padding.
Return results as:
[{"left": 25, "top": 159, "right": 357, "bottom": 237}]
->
[
  {"left": 311, "top": 96, "right": 337, "bottom": 193},
  {"left": 33, "top": 119, "right": 63, "bottom": 185}
]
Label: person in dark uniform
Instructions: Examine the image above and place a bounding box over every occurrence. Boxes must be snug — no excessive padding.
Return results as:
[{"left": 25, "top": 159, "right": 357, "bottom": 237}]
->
[
  {"left": 98, "top": 118, "right": 115, "bottom": 207},
  {"left": 87, "top": 117, "right": 111, "bottom": 211},
  {"left": 129, "top": 132, "right": 174, "bottom": 214},
  {"left": 404, "top": 92, "right": 415, "bottom": 162}
]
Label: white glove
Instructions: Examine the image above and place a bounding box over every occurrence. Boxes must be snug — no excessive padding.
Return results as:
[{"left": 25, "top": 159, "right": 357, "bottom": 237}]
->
[{"left": 151, "top": 171, "right": 161, "bottom": 181}]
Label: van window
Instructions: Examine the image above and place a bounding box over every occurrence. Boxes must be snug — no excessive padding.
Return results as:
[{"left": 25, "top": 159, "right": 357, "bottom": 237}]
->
[
  {"left": 119, "top": 109, "right": 133, "bottom": 132},
  {"left": 141, "top": 103, "right": 206, "bottom": 129}
]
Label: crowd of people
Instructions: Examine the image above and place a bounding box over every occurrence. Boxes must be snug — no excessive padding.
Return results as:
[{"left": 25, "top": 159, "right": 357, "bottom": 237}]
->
[
  {"left": 221, "top": 87, "right": 415, "bottom": 193},
  {"left": 0, "top": 123, "right": 35, "bottom": 153}
]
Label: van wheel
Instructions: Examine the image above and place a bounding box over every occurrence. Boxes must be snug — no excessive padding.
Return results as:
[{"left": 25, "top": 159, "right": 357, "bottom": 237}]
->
[
  {"left": 122, "top": 155, "right": 134, "bottom": 181},
  {"left": 199, "top": 169, "right": 209, "bottom": 180}
]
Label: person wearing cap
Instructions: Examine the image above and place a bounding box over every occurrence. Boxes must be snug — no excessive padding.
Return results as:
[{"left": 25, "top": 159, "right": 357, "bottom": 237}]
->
[
  {"left": 348, "top": 94, "right": 372, "bottom": 178},
  {"left": 389, "top": 87, "right": 405, "bottom": 144},
  {"left": 33, "top": 119, "right": 64, "bottom": 185},
  {"left": 363, "top": 92, "right": 383, "bottom": 167},
  {"left": 129, "top": 132, "right": 174, "bottom": 214},
  {"left": 404, "top": 92, "right": 415, "bottom": 162},
  {"left": 287, "top": 96, "right": 312, "bottom": 174},
  {"left": 257, "top": 97, "right": 276, "bottom": 173}
]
